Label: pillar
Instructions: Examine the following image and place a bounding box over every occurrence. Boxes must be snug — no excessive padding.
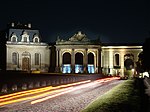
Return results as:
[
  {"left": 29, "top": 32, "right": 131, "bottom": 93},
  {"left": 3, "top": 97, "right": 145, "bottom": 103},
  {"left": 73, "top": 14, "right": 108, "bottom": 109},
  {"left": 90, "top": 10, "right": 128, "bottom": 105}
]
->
[
  {"left": 83, "top": 48, "right": 88, "bottom": 73},
  {"left": 98, "top": 48, "right": 101, "bottom": 73},
  {"left": 71, "top": 49, "right": 75, "bottom": 73},
  {"left": 55, "top": 49, "right": 60, "bottom": 72}
]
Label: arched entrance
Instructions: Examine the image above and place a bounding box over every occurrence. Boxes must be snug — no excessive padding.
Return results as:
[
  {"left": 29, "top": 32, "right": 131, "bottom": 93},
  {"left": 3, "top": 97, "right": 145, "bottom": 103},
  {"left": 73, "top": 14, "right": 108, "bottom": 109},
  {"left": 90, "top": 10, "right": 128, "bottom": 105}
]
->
[
  {"left": 22, "top": 52, "right": 31, "bottom": 71},
  {"left": 124, "top": 54, "right": 134, "bottom": 77},
  {"left": 62, "top": 52, "right": 71, "bottom": 73},
  {"left": 75, "top": 52, "right": 83, "bottom": 73},
  {"left": 88, "top": 53, "right": 95, "bottom": 73}
]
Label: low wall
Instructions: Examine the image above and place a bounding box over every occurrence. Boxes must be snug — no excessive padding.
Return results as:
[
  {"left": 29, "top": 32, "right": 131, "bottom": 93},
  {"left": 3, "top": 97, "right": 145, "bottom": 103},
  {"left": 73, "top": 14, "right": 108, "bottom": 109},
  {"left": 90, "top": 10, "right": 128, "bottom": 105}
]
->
[{"left": 0, "top": 71, "right": 103, "bottom": 95}]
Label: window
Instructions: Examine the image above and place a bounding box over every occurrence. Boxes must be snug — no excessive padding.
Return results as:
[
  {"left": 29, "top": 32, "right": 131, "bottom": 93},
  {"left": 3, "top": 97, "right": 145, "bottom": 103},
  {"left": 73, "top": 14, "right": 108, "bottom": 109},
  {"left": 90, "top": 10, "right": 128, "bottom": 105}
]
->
[
  {"left": 12, "top": 37, "right": 17, "bottom": 42},
  {"left": 24, "top": 37, "right": 27, "bottom": 42},
  {"left": 10, "top": 33, "right": 17, "bottom": 42},
  {"left": 35, "top": 53, "right": 40, "bottom": 65},
  {"left": 114, "top": 54, "right": 119, "bottom": 66},
  {"left": 12, "top": 52, "right": 18, "bottom": 65},
  {"left": 35, "top": 38, "right": 38, "bottom": 42},
  {"left": 33, "top": 36, "right": 39, "bottom": 43}
]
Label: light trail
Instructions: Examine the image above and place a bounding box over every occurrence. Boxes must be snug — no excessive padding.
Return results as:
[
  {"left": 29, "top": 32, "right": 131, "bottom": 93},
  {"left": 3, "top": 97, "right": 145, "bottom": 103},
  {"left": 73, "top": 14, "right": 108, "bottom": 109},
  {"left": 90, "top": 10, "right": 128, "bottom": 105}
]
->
[
  {"left": 31, "top": 77, "right": 119, "bottom": 104},
  {"left": 0, "top": 86, "right": 53, "bottom": 102},
  {"left": 0, "top": 87, "right": 73, "bottom": 106},
  {"left": 0, "top": 77, "right": 120, "bottom": 106},
  {"left": 0, "top": 80, "right": 91, "bottom": 106},
  {"left": 0, "top": 86, "right": 53, "bottom": 99}
]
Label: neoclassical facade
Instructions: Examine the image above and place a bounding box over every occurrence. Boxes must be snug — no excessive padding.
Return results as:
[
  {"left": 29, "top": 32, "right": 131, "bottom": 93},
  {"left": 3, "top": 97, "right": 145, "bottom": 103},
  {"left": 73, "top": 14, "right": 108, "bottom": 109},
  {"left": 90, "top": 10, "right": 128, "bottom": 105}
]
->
[
  {"left": 0, "top": 23, "right": 143, "bottom": 76},
  {"left": 55, "top": 32, "right": 142, "bottom": 76},
  {"left": 4, "top": 23, "right": 50, "bottom": 72},
  {"left": 101, "top": 44, "right": 142, "bottom": 76},
  {"left": 55, "top": 31, "right": 101, "bottom": 74}
]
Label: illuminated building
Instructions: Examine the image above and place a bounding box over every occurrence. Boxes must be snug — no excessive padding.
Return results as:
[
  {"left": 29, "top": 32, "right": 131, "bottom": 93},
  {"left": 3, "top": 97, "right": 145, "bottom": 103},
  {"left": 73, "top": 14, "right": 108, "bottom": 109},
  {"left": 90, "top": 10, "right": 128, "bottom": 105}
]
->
[
  {"left": 55, "top": 32, "right": 142, "bottom": 76},
  {"left": 0, "top": 23, "right": 142, "bottom": 76},
  {"left": 0, "top": 22, "right": 50, "bottom": 72},
  {"left": 55, "top": 31, "right": 101, "bottom": 74},
  {"left": 101, "top": 43, "right": 142, "bottom": 76}
]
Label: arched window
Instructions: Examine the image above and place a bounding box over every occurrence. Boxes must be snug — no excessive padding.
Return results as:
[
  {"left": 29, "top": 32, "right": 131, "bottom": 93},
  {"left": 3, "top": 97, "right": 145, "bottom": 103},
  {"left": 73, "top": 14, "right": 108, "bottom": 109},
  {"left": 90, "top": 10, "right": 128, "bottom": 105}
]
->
[
  {"left": 10, "top": 33, "right": 17, "bottom": 42},
  {"left": 33, "top": 34, "right": 40, "bottom": 43},
  {"left": 114, "top": 54, "right": 119, "bottom": 66},
  {"left": 35, "top": 53, "right": 40, "bottom": 65},
  {"left": 75, "top": 52, "right": 83, "bottom": 64},
  {"left": 35, "top": 38, "right": 39, "bottom": 42},
  {"left": 12, "top": 37, "right": 17, "bottom": 42},
  {"left": 88, "top": 53, "right": 95, "bottom": 73},
  {"left": 88, "top": 53, "right": 94, "bottom": 64},
  {"left": 63, "top": 52, "right": 71, "bottom": 64},
  {"left": 12, "top": 52, "right": 19, "bottom": 65},
  {"left": 21, "top": 31, "right": 29, "bottom": 42}
]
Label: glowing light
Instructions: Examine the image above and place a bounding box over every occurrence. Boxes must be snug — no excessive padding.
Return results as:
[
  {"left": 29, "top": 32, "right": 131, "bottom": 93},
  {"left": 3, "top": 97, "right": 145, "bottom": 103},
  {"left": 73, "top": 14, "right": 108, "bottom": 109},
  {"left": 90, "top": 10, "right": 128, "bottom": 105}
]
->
[
  {"left": 62, "top": 64, "right": 71, "bottom": 73},
  {"left": 31, "top": 87, "right": 73, "bottom": 104},
  {"left": 0, "top": 87, "right": 73, "bottom": 106},
  {"left": 0, "top": 78, "right": 119, "bottom": 106},
  {"left": 0, "top": 80, "right": 91, "bottom": 106},
  {"left": 31, "top": 77, "right": 119, "bottom": 105},
  {"left": 75, "top": 64, "right": 83, "bottom": 73},
  {"left": 88, "top": 64, "right": 95, "bottom": 73},
  {"left": 143, "top": 72, "right": 149, "bottom": 77},
  {"left": 0, "top": 86, "right": 53, "bottom": 100}
]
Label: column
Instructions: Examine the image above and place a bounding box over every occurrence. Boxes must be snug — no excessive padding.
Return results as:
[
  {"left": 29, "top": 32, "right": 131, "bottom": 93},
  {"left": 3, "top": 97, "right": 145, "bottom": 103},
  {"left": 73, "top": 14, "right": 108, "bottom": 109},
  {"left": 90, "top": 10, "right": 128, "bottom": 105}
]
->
[
  {"left": 55, "top": 49, "right": 60, "bottom": 72},
  {"left": 121, "top": 54, "right": 124, "bottom": 77},
  {"left": 71, "top": 49, "right": 75, "bottom": 73},
  {"left": 83, "top": 49, "right": 88, "bottom": 73},
  {"left": 98, "top": 48, "right": 101, "bottom": 73}
]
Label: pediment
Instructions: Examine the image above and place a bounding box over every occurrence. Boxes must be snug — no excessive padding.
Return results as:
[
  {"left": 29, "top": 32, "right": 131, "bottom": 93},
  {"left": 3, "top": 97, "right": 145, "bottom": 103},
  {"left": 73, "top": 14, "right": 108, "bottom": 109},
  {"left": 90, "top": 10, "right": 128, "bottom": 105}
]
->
[{"left": 69, "top": 31, "right": 90, "bottom": 42}]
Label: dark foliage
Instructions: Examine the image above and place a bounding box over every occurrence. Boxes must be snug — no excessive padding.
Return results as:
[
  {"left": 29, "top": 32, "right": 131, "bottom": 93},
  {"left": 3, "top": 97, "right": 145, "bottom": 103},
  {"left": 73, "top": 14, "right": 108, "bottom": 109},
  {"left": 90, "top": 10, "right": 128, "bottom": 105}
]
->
[{"left": 141, "top": 37, "right": 150, "bottom": 73}]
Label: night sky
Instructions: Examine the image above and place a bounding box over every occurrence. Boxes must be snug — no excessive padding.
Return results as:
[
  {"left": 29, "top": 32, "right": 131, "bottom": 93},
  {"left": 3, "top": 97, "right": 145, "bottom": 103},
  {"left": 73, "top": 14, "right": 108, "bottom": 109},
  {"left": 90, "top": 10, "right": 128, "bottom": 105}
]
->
[{"left": 0, "top": 0, "right": 149, "bottom": 43}]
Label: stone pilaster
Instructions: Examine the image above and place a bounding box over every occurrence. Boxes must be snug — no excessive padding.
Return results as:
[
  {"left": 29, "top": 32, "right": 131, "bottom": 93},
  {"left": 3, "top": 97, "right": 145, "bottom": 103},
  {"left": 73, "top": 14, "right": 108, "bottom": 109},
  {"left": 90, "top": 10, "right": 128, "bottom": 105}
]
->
[
  {"left": 55, "top": 49, "right": 60, "bottom": 72},
  {"left": 71, "top": 49, "right": 75, "bottom": 73},
  {"left": 83, "top": 48, "right": 88, "bottom": 73}
]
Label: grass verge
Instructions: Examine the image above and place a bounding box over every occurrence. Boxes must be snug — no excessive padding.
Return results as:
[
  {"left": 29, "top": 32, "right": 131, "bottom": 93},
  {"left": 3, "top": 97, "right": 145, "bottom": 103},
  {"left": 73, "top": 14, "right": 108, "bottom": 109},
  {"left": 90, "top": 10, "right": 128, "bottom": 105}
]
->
[{"left": 82, "top": 78, "right": 148, "bottom": 112}]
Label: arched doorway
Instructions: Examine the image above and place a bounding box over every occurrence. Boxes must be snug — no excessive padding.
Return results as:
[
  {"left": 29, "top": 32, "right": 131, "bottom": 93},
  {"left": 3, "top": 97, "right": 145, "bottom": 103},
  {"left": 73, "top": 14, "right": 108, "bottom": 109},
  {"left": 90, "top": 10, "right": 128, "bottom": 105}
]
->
[
  {"left": 124, "top": 54, "right": 134, "bottom": 77},
  {"left": 75, "top": 52, "right": 83, "bottom": 73},
  {"left": 22, "top": 52, "right": 31, "bottom": 71},
  {"left": 88, "top": 53, "right": 95, "bottom": 73},
  {"left": 62, "top": 52, "right": 71, "bottom": 73}
]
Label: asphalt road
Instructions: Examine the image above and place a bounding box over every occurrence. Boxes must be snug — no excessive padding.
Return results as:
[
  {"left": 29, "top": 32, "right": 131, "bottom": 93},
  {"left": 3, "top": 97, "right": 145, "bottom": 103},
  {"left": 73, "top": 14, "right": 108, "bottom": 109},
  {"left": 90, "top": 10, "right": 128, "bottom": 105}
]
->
[{"left": 0, "top": 78, "right": 123, "bottom": 112}]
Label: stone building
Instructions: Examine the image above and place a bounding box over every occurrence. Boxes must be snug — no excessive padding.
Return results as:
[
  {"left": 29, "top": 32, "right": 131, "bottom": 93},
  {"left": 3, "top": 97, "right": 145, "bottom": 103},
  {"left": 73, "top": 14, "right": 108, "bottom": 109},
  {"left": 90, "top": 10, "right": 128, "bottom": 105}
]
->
[
  {"left": 0, "top": 22, "right": 50, "bottom": 72},
  {"left": 55, "top": 31, "right": 101, "bottom": 74},
  {"left": 55, "top": 31, "right": 142, "bottom": 76},
  {"left": 101, "top": 43, "right": 142, "bottom": 77},
  {"left": 0, "top": 23, "right": 143, "bottom": 76}
]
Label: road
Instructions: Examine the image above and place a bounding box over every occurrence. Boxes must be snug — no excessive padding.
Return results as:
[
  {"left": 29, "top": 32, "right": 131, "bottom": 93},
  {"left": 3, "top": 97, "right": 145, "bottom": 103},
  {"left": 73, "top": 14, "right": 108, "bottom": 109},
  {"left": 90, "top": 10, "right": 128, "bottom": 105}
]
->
[{"left": 0, "top": 77, "right": 123, "bottom": 112}]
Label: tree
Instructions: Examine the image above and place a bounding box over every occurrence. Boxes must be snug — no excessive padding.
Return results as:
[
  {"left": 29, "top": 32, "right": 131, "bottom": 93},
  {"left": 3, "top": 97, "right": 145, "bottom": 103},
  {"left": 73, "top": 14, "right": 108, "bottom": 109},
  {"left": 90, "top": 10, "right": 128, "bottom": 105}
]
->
[
  {"left": 136, "top": 51, "right": 144, "bottom": 74},
  {"left": 141, "top": 36, "right": 150, "bottom": 73}
]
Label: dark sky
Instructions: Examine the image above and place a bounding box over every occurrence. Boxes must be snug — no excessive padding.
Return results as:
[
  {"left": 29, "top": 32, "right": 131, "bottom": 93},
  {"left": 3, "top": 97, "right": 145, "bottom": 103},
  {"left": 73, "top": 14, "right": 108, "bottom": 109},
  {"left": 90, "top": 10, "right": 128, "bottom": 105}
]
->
[{"left": 0, "top": 0, "right": 149, "bottom": 43}]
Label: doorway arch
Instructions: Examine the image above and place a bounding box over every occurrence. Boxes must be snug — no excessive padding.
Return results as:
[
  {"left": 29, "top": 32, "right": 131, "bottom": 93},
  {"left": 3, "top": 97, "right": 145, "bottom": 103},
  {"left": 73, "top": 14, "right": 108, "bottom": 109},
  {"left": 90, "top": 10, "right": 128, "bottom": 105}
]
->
[
  {"left": 75, "top": 52, "right": 83, "bottom": 73},
  {"left": 88, "top": 52, "right": 95, "bottom": 73},
  {"left": 22, "top": 52, "right": 31, "bottom": 71},
  {"left": 62, "top": 52, "right": 71, "bottom": 73},
  {"left": 124, "top": 54, "right": 134, "bottom": 77}
]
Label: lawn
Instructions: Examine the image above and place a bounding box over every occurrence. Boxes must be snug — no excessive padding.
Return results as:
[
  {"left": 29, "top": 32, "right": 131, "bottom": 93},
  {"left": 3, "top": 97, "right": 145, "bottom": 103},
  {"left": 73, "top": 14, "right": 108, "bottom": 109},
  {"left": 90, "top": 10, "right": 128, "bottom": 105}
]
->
[{"left": 82, "top": 78, "right": 148, "bottom": 112}]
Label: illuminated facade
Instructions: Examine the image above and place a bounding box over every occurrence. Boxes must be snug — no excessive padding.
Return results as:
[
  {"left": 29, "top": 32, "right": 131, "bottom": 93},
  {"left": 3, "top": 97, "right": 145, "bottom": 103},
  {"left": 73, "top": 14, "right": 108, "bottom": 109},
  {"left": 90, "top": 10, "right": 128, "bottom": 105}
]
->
[
  {"left": 0, "top": 23, "right": 143, "bottom": 76},
  {"left": 3, "top": 23, "right": 50, "bottom": 72},
  {"left": 55, "top": 31, "right": 101, "bottom": 74},
  {"left": 101, "top": 44, "right": 142, "bottom": 76},
  {"left": 55, "top": 32, "right": 142, "bottom": 76}
]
